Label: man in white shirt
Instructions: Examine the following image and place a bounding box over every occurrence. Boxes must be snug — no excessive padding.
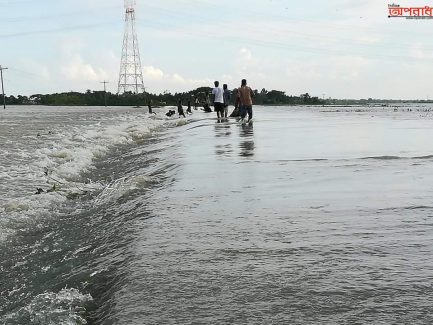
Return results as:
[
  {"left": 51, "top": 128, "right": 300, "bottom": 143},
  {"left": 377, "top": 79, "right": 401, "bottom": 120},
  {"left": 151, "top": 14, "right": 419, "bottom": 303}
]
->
[{"left": 212, "top": 81, "right": 224, "bottom": 119}]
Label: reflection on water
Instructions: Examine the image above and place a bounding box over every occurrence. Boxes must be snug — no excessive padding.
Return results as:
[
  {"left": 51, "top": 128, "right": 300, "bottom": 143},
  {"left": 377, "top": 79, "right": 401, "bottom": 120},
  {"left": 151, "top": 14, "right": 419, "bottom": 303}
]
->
[
  {"left": 109, "top": 107, "right": 433, "bottom": 324},
  {"left": 214, "top": 120, "right": 232, "bottom": 138},
  {"left": 239, "top": 123, "right": 255, "bottom": 157},
  {"left": 215, "top": 143, "right": 233, "bottom": 157},
  {"left": 214, "top": 121, "right": 233, "bottom": 157}
]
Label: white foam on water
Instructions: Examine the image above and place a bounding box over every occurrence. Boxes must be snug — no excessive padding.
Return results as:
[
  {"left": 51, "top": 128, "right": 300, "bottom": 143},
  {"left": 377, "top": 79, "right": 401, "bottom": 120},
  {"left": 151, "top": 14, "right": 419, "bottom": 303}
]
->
[
  {"left": 93, "top": 174, "right": 157, "bottom": 207},
  {"left": 0, "top": 109, "right": 187, "bottom": 242},
  {"left": 1, "top": 288, "right": 92, "bottom": 325},
  {"left": 36, "top": 115, "right": 165, "bottom": 181},
  {"left": 0, "top": 192, "right": 65, "bottom": 242}
]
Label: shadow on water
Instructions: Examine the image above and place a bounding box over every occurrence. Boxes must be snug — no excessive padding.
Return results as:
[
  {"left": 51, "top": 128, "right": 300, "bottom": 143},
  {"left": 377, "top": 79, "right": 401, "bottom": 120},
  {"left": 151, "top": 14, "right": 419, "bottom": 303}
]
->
[{"left": 239, "top": 123, "right": 255, "bottom": 157}]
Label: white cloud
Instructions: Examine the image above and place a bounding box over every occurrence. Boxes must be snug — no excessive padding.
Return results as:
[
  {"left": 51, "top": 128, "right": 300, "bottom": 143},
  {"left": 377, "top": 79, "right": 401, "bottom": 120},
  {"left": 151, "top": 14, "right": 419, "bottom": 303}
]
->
[
  {"left": 240, "top": 48, "right": 253, "bottom": 61},
  {"left": 57, "top": 38, "right": 109, "bottom": 83},
  {"left": 142, "top": 65, "right": 164, "bottom": 80},
  {"left": 61, "top": 54, "right": 108, "bottom": 82},
  {"left": 140, "top": 64, "right": 214, "bottom": 92},
  {"left": 233, "top": 48, "right": 266, "bottom": 83},
  {"left": 409, "top": 43, "right": 432, "bottom": 60},
  {"left": 171, "top": 73, "right": 185, "bottom": 83}
]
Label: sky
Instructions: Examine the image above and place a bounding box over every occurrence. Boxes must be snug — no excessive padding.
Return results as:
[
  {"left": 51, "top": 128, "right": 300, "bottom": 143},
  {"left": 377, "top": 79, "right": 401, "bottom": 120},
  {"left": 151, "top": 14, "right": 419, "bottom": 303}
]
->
[{"left": 1, "top": 0, "right": 433, "bottom": 99}]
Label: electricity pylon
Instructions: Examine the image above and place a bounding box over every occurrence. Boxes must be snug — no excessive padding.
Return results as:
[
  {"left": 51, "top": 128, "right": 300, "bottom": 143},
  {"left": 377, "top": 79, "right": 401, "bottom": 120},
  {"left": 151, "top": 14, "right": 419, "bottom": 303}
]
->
[{"left": 117, "top": 0, "right": 145, "bottom": 94}]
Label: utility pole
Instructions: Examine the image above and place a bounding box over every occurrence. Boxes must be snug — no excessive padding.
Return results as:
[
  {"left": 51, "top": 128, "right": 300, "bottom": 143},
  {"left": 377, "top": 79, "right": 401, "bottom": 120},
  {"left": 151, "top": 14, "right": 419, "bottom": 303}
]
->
[
  {"left": 143, "top": 86, "right": 148, "bottom": 103},
  {"left": 100, "top": 80, "right": 109, "bottom": 107},
  {"left": 0, "top": 65, "right": 8, "bottom": 109}
]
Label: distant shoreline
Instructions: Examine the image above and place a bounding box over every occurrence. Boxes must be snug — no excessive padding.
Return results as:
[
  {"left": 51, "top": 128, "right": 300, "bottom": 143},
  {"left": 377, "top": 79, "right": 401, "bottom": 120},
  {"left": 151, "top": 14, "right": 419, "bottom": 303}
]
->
[
  {"left": 2, "top": 87, "right": 433, "bottom": 107},
  {"left": 4, "top": 103, "right": 433, "bottom": 108}
]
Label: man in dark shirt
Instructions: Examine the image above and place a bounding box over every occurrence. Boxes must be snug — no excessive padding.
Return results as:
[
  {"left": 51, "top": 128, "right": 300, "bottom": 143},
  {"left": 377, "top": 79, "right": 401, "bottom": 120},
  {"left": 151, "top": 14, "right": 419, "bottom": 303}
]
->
[{"left": 223, "top": 84, "right": 230, "bottom": 118}]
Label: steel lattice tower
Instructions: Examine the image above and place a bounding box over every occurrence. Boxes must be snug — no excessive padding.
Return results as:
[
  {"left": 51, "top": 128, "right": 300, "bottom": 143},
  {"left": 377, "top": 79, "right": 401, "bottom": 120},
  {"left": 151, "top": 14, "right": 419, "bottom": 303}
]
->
[{"left": 118, "top": 0, "right": 145, "bottom": 94}]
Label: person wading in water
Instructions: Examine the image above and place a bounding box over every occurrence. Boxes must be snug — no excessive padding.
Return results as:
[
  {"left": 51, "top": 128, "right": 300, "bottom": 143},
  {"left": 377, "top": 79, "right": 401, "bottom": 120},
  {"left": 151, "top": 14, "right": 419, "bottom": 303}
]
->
[{"left": 237, "top": 79, "right": 254, "bottom": 122}]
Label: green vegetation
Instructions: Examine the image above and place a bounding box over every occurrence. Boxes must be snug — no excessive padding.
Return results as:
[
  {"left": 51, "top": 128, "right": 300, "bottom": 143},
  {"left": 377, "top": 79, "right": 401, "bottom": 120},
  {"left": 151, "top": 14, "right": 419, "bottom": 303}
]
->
[{"left": 1, "top": 87, "right": 323, "bottom": 106}]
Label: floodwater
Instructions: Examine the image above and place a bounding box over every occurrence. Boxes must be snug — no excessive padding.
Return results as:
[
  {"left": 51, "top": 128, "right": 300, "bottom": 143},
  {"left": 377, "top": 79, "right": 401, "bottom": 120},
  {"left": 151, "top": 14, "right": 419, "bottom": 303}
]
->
[{"left": 1, "top": 105, "right": 433, "bottom": 324}]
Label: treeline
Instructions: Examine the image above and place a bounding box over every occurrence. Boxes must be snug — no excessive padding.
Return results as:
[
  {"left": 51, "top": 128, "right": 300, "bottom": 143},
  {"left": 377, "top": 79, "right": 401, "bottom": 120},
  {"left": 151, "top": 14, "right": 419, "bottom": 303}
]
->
[
  {"left": 328, "top": 98, "right": 433, "bottom": 105},
  {"left": 2, "top": 87, "right": 323, "bottom": 106}
]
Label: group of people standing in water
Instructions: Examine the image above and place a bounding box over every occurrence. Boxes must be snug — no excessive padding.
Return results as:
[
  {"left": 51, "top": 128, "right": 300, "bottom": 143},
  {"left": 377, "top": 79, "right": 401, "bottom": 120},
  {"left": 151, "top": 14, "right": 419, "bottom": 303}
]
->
[
  {"left": 158, "top": 79, "right": 254, "bottom": 122},
  {"left": 212, "top": 79, "right": 254, "bottom": 122}
]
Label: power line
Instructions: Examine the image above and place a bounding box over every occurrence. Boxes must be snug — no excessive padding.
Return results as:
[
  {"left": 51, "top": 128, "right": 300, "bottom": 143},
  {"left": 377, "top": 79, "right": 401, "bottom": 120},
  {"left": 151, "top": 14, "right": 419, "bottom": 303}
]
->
[
  {"left": 0, "top": 21, "right": 119, "bottom": 39},
  {"left": 0, "top": 4, "right": 119, "bottom": 23},
  {"left": 134, "top": 2, "right": 433, "bottom": 58}
]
